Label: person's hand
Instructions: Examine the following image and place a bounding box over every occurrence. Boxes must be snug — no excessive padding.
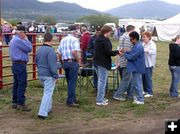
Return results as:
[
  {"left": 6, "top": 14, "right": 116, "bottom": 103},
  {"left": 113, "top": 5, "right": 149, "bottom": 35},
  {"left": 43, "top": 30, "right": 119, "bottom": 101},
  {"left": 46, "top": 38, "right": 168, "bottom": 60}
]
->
[
  {"left": 115, "top": 63, "right": 120, "bottom": 69},
  {"left": 19, "top": 33, "right": 28, "bottom": 40},
  {"left": 118, "top": 48, "right": 124, "bottom": 56},
  {"left": 123, "top": 48, "right": 130, "bottom": 52},
  {"left": 54, "top": 79, "right": 58, "bottom": 83}
]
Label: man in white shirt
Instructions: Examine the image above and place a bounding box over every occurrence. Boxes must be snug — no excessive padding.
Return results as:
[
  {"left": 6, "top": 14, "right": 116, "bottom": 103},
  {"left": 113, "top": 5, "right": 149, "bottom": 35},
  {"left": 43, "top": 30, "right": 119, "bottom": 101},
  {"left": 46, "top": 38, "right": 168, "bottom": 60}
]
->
[{"left": 57, "top": 30, "right": 81, "bottom": 107}]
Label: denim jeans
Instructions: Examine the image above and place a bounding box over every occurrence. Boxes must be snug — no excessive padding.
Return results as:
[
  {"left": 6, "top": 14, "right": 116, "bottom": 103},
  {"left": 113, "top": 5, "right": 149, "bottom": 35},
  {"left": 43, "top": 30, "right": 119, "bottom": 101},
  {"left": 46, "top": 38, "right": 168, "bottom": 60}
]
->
[
  {"left": 113, "top": 67, "right": 132, "bottom": 99},
  {"left": 169, "top": 66, "right": 180, "bottom": 97},
  {"left": 38, "top": 76, "right": 56, "bottom": 117},
  {"left": 82, "top": 50, "right": 87, "bottom": 64},
  {"left": 93, "top": 63, "right": 98, "bottom": 89},
  {"left": 93, "top": 71, "right": 98, "bottom": 89},
  {"left": 12, "top": 63, "right": 27, "bottom": 105},
  {"left": 142, "top": 67, "right": 153, "bottom": 95},
  {"left": 4, "top": 34, "right": 11, "bottom": 45},
  {"left": 63, "top": 61, "right": 79, "bottom": 105},
  {"left": 95, "top": 65, "right": 108, "bottom": 103},
  {"left": 131, "top": 72, "right": 144, "bottom": 102}
]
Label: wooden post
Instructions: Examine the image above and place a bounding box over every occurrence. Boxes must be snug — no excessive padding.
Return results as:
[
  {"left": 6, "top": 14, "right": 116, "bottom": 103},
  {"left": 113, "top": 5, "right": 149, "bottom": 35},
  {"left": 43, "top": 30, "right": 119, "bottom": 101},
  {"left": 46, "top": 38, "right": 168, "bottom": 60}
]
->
[{"left": 0, "top": 42, "right": 2, "bottom": 89}]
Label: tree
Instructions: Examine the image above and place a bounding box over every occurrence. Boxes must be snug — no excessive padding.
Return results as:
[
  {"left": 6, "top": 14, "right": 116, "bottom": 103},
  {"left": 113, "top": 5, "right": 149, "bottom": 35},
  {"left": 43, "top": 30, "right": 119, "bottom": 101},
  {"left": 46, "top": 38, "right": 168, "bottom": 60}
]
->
[
  {"left": 76, "top": 14, "right": 119, "bottom": 28},
  {"left": 36, "top": 15, "right": 57, "bottom": 25},
  {"left": 8, "top": 19, "right": 21, "bottom": 26}
]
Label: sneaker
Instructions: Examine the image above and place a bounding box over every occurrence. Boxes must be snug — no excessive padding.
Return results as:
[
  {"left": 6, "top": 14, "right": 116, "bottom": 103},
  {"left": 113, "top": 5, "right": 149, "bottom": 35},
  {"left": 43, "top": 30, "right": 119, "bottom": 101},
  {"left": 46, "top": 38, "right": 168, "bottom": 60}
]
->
[
  {"left": 37, "top": 115, "right": 47, "bottom": 120},
  {"left": 96, "top": 101, "right": 108, "bottom": 106},
  {"left": 16, "top": 105, "right": 31, "bottom": 112},
  {"left": 48, "top": 110, "right": 52, "bottom": 115},
  {"left": 104, "top": 98, "right": 109, "bottom": 103},
  {"left": 67, "top": 103, "right": 79, "bottom": 107},
  {"left": 133, "top": 100, "right": 144, "bottom": 105},
  {"left": 133, "top": 96, "right": 137, "bottom": 101},
  {"left": 113, "top": 96, "right": 126, "bottom": 101},
  {"left": 143, "top": 91, "right": 147, "bottom": 95},
  {"left": 74, "top": 100, "right": 79, "bottom": 104},
  {"left": 144, "top": 94, "right": 153, "bottom": 98}
]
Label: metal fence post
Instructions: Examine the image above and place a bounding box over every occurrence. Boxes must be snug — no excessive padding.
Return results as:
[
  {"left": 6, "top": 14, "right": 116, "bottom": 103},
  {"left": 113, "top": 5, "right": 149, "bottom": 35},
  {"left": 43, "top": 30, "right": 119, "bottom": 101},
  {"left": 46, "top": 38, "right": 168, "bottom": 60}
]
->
[{"left": 32, "top": 34, "right": 37, "bottom": 80}]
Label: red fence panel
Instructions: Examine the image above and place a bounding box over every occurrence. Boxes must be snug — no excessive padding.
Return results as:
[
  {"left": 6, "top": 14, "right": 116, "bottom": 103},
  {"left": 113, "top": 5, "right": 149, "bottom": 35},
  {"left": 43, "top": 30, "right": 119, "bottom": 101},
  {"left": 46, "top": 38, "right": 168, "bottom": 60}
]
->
[{"left": 0, "top": 33, "right": 66, "bottom": 89}]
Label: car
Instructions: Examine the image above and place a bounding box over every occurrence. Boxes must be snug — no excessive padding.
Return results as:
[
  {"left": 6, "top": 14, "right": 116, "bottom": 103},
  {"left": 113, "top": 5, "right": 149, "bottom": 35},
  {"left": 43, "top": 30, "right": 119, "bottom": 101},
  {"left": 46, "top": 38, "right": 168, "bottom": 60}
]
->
[
  {"left": 55, "top": 23, "right": 69, "bottom": 33},
  {"left": 105, "top": 23, "right": 116, "bottom": 33}
]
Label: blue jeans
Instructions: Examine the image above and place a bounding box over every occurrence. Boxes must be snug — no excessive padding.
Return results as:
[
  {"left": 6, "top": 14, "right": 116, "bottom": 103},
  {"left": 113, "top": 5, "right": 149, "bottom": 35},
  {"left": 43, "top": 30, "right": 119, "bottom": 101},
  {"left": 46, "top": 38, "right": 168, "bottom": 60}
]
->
[
  {"left": 82, "top": 50, "right": 87, "bottom": 64},
  {"left": 93, "top": 64, "right": 98, "bottom": 89},
  {"left": 131, "top": 72, "right": 144, "bottom": 102},
  {"left": 12, "top": 63, "right": 27, "bottom": 105},
  {"left": 142, "top": 67, "right": 153, "bottom": 95},
  {"left": 63, "top": 61, "right": 79, "bottom": 105},
  {"left": 4, "top": 34, "right": 11, "bottom": 45},
  {"left": 93, "top": 71, "right": 98, "bottom": 89},
  {"left": 113, "top": 67, "right": 132, "bottom": 99},
  {"left": 38, "top": 76, "right": 56, "bottom": 117},
  {"left": 169, "top": 66, "right": 180, "bottom": 97},
  {"left": 95, "top": 65, "right": 108, "bottom": 103}
]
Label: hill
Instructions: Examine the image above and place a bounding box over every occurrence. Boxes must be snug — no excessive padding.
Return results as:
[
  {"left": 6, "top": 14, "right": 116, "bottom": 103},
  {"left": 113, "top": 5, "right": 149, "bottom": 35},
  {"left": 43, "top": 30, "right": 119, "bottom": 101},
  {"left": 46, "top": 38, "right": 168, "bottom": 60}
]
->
[
  {"left": 1, "top": 0, "right": 100, "bottom": 21},
  {"left": 106, "top": 0, "right": 180, "bottom": 19}
]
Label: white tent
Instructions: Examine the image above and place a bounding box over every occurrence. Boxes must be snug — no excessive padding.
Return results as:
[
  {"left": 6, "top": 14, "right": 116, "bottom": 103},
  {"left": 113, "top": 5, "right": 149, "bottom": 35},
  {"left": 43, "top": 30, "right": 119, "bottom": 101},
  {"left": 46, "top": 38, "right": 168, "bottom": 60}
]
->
[
  {"left": 119, "top": 18, "right": 159, "bottom": 33},
  {"left": 163, "top": 13, "right": 180, "bottom": 23},
  {"left": 153, "top": 13, "right": 180, "bottom": 41}
]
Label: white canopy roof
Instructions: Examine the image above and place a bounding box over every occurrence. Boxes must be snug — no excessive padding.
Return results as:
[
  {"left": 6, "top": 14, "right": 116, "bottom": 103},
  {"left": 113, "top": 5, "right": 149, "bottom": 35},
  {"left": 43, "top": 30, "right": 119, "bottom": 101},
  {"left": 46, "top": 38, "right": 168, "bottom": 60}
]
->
[
  {"left": 163, "top": 13, "right": 180, "bottom": 24},
  {"left": 152, "top": 13, "right": 180, "bottom": 41}
]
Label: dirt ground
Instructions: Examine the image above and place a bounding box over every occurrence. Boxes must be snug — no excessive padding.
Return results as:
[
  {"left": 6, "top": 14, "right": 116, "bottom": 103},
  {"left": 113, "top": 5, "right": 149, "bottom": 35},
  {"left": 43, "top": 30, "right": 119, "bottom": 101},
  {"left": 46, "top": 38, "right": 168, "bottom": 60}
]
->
[{"left": 0, "top": 101, "right": 180, "bottom": 134}]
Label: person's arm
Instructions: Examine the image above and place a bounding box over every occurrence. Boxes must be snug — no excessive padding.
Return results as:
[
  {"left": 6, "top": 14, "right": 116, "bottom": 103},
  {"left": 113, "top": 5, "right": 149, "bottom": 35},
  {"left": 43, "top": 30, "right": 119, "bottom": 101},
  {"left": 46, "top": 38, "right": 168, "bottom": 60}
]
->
[
  {"left": 87, "top": 36, "right": 94, "bottom": 54},
  {"left": 57, "top": 52, "right": 63, "bottom": 65},
  {"left": 57, "top": 42, "right": 63, "bottom": 64},
  {"left": 144, "top": 42, "right": 156, "bottom": 55},
  {"left": 72, "top": 39, "right": 81, "bottom": 64},
  {"left": 174, "top": 45, "right": 180, "bottom": 58},
  {"left": 125, "top": 45, "right": 144, "bottom": 60},
  {"left": 72, "top": 50, "right": 80, "bottom": 62},
  {"left": 47, "top": 50, "right": 59, "bottom": 79},
  {"left": 115, "top": 55, "right": 120, "bottom": 68},
  {"left": 103, "top": 40, "right": 119, "bottom": 56},
  {"left": 16, "top": 38, "right": 32, "bottom": 53}
]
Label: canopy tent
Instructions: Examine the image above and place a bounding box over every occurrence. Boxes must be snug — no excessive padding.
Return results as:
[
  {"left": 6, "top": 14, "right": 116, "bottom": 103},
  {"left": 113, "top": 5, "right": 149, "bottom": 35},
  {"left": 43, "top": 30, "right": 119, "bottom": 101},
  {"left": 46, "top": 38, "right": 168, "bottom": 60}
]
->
[
  {"left": 152, "top": 13, "right": 180, "bottom": 41},
  {"left": 163, "top": 13, "right": 180, "bottom": 23},
  {"left": 119, "top": 18, "right": 159, "bottom": 33}
]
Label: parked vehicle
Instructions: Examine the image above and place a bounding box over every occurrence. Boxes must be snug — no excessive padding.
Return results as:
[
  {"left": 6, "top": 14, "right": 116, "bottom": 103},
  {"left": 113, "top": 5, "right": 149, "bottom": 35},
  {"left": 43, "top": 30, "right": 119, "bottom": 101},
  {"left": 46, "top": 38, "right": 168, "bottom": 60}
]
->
[
  {"left": 105, "top": 23, "right": 116, "bottom": 31},
  {"left": 56, "top": 23, "right": 69, "bottom": 32}
]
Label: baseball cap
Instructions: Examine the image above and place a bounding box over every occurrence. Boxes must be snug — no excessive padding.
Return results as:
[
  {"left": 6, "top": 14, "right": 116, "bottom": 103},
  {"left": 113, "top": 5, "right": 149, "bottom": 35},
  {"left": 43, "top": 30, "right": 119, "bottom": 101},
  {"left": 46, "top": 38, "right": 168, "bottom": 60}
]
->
[{"left": 17, "top": 25, "right": 26, "bottom": 32}]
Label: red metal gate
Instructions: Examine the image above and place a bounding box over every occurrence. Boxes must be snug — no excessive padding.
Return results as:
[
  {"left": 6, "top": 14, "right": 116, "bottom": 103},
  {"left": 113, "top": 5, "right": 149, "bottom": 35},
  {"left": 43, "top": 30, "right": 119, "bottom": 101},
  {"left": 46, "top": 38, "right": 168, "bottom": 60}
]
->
[{"left": 0, "top": 33, "right": 66, "bottom": 89}]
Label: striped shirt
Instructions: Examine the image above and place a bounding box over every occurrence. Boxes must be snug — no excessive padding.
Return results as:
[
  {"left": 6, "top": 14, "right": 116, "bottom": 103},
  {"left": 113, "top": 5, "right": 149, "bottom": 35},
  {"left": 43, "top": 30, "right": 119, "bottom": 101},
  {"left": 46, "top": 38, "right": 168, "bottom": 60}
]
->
[
  {"left": 57, "top": 34, "right": 80, "bottom": 60},
  {"left": 118, "top": 32, "right": 133, "bottom": 68}
]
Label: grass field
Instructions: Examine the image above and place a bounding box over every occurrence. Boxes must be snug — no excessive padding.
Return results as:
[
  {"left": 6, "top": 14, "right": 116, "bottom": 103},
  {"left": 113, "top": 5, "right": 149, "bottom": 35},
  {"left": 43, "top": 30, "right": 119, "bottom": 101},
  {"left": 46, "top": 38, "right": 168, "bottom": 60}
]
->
[{"left": 0, "top": 39, "right": 179, "bottom": 133}]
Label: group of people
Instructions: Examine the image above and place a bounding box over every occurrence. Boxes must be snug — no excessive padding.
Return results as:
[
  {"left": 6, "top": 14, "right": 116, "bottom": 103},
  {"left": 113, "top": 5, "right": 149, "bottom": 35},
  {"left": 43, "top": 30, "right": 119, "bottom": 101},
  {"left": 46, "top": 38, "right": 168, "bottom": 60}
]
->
[
  {"left": 8, "top": 22, "right": 180, "bottom": 119},
  {"left": 113, "top": 27, "right": 157, "bottom": 105}
]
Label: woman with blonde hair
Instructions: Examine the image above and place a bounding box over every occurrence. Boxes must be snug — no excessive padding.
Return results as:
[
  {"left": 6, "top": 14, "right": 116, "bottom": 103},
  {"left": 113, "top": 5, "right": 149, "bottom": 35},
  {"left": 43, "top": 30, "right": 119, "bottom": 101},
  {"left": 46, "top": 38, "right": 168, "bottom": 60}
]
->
[{"left": 168, "top": 35, "right": 180, "bottom": 98}]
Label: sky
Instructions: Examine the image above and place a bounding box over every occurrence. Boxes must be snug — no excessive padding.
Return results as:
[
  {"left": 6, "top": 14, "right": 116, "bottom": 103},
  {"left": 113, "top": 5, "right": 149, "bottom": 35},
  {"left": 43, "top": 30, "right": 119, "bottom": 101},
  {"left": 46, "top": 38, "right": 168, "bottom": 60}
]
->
[{"left": 38, "top": 0, "right": 180, "bottom": 11}]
